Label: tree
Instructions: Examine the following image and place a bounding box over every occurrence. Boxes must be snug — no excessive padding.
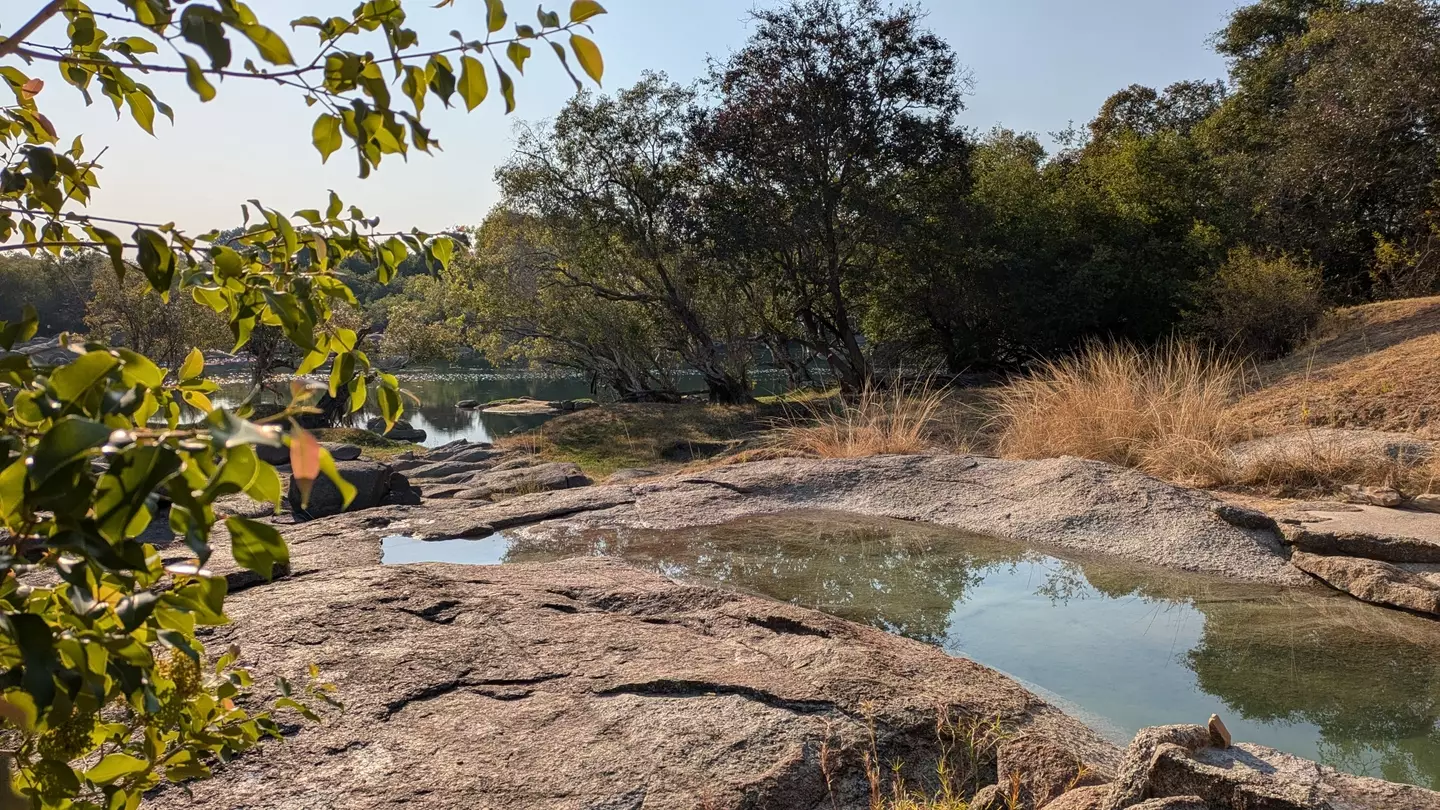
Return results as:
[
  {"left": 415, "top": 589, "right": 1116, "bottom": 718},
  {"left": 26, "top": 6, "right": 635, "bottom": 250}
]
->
[
  {"left": 696, "top": 0, "right": 970, "bottom": 392},
  {"left": 497, "top": 74, "right": 754, "bottom": 402},
  {"left": 1208, "top": 0, "right": 1440, "bottom": 299},
  {"left": 0, "top": 2, "right": 607, "bottom": 807},
  {"left": 84, "top": 259, "right": 231, "bottom": 369}
]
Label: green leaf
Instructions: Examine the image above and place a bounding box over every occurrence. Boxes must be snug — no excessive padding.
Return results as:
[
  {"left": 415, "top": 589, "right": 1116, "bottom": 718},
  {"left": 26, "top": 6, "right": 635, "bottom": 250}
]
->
[
  {"left": 94, "top": 445, "right": 182, "bottom": 543},
  {"left": 458, "top": 56, "right": 488, "bottom": 112},
  {"left": 126, "top": 91, "right": 157, "bottom": 134},
  {"left": 183, "top": 54, "right": 218, "bottom": 101},
  {"left": 318, "top": 448, "right": 357, "bottom": 509},
  {"left": 326, "top": 190, "right": 343, "bottom": 220},
  {"left": 30, "top": 416, "right": 111, "bottom": 485},
  {"left": 50, "top": 351, "right": 119, "bottom": 400},
  {"left": 430, "top": 237, "right": 454, "bottom": 270},
  {"left": 507, "top": 42, "right": 531, "bottom": 74},
  {"left": 225, "top": 516, "right": 289, "bottom": 581},
  {"left": 570, "top": 0, "right": 606, "bottom": 23},
  {"left": 484, "top": 0, "right": 508, "bottom": 32},
  {"left": 498, "top": 66, "right": 516, "bottom": 114},
  {"left": 116, "top": 349, "right": 164, "bottom": 389},
  {"left": 179, "top": 347, "right": 205, "bottom": 382},
  {"left": 312, "top": 113, "right": 342, "bottom": 162},
  {"left": 242, "top": 24, "right": 294, "bottom": 65},
  {"left": 570, "top": 34, "right": 603, "bottom": 85},
  {"left": 86, "top": 753, "right": 149, "bottom": 785}
]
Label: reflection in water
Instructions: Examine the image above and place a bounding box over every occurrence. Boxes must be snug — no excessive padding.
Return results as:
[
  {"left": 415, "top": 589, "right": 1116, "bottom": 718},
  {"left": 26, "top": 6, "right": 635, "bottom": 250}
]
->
[
  {"left": 389, "top": 512, "right": 1440, "bottom": 789},
  {"left": 219, "top": 367, "right": 801, "bottom": 446}
]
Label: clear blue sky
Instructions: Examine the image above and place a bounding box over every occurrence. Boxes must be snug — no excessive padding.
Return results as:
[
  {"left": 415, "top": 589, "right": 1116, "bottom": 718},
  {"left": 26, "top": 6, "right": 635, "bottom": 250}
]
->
[{"left": 32, "top": 0, "right": 1240, "bottom": 235}]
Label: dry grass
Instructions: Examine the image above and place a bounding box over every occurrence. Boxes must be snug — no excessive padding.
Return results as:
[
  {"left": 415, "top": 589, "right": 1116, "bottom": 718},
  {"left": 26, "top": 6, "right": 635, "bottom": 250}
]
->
[
  {"left": 1228, "top": 431, "right": 1439, "bottom": 497},
  {"left": 768, "top": 382, "right": 956, "bottom": 459},
  {"left": 994, "top": 342, "right": 1241, "bottom": 486},
  {"left": 1229, "top": 296, "right": 1440, "bottom": 438}
]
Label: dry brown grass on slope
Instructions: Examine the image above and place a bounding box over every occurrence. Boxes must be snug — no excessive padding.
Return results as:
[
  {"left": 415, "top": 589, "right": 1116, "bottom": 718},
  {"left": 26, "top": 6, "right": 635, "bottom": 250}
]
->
[
  {"left": 994, "top": 342, "right": 1241, "bottom": 486},
  {"left": 1229, "top": 296, "right": 1440, "bottom": 438},
  {"left": 767, "top": 383, "right": 958, "bottom": 458}
]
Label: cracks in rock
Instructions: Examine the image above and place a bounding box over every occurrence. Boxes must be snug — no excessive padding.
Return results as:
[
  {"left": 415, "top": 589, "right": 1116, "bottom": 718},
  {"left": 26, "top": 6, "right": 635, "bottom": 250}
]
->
[
  {"left": 486, "top": 496, "right": 639, "bottom": 532},
  {"left": 396, "top": 599, "right": 464, "bottom": 625},
  {"left": 383, "top": 672, "right": 569, "bottom": 717},
  {"left": 746, "top": 615, "right": 831, "bottom": 638},
  {"left": 540, "top": 602, "right": 580, "bottom": 614},
  {"left": 677, "top": 478, "right": 754, "bottom": 495},
  {"left": 594, "top": 679, "right": 840, "bottom": 716}
]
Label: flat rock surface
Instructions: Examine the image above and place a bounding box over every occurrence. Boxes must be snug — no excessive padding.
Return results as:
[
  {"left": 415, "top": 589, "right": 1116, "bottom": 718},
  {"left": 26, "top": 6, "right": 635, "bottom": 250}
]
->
[
  {"left": 1289, "top": 551, "right": 1440, "bottom": 616},
  {"left": 1277, "top": 502, "right": 1440, "bottom": 563},
  {"left": 1228, "top": 428, "right": 1434, "bottom": 468},
  {"left": 153, "top": 555, "right": 1118, "bottom": 810}
]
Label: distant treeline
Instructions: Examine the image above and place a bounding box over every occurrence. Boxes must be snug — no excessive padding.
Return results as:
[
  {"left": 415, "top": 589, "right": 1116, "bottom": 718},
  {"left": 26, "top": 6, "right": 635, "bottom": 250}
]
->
[{"left": 12, "top": 0, "right": 1438, "bottom": 403}]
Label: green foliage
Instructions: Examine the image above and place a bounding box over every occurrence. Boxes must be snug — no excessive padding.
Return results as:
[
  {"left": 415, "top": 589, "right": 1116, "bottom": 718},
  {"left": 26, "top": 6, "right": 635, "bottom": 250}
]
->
[
  {"left": 1186, "top": 249, "right": 1324, "bottom": 360},
  {"left": 0, "top": 1, "right": 607, "bottom": 807},
  {"left": 83, "top": 258, "right": 231, "bottom": 370}
]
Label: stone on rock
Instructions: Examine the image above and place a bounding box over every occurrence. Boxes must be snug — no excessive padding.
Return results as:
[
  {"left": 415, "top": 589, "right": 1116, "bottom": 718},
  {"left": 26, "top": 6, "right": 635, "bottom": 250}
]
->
[
  {"left": 380, "top": 473, "right": 422, "bottom": 506},
  {"left": 993, "top": 736, "right": 1104, "bottom": 810},
  {"left": 288, "top": 460, "right": 400, "bottom": 519},
  {"left": 255, "top": 442, "right": 290, "bottom": 466},
  {"left": 1207, "top": 714, "right": 1231, "bottom": 748},
  {"left": 1289, "top": 551, "right": 1440, "bottom": 616},
  {"left": 1101, "top": 725, "right": 1213, "bottom": 810},
  {"left": 324, "top": 443, "right": 363, "bottom": 461},
  {"left": 363, "top": 417, "right": 427, "bottom": 443}
]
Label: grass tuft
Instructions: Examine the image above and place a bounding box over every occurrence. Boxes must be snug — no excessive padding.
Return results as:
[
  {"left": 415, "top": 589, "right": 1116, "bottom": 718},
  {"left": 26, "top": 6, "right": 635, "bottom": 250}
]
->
[
  {"left": 994, "top": 342, "right": 1240, "bottom": 486},
  {"left": 768, "top": 382, "right": 953, "bottom": 458}
]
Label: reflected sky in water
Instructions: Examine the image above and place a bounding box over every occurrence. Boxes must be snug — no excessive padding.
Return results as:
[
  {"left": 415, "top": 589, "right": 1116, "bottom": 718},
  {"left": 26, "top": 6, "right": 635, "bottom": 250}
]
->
[{"left": 384, "top": 511, "right": 1440, "bottom": 789}]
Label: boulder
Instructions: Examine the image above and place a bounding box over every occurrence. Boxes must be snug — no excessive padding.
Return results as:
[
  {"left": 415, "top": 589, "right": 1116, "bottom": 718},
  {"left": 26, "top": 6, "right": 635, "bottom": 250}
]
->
[
  {"left": 450, "top": 462, "right": 591, "bottom": 501},
  {"left": 364, "top": 418, "right": 427, "bottom": 443},
  {"left": 482, "top": 397, "right": 560, "bottom": 415},
  {"left": 1341, "top": 484, "right": 1405, "bottom": 508},
  {"left": 1289, "top": 550, "right": 1440, "bottom": 616},
  {"left": 324, "top": 443, "right": 363, "bottom": 461},
  {"left": 992, "top": 736, "right": 1105, "bottom": 809},
  {"left": 402, "top": 460, "right": 501, "bottom": 481},
  {"left": 288, "top": 460, "right": 402, "bottom": 519},
  {"left": 456, "top": 399, "right": 480, "bottom": 409},
  {"left": 1130, "top": 800, "right": 1206, "bottom": 810},
  {"left": 148, "top": 555, "right": 1117, "bottom": 810}
]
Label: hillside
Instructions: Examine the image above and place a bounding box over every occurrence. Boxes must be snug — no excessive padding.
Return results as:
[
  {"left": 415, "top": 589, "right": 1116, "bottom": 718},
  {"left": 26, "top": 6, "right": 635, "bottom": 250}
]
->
[{"left": 1231, "top": 296, "right": 1440, "bottom": 439}]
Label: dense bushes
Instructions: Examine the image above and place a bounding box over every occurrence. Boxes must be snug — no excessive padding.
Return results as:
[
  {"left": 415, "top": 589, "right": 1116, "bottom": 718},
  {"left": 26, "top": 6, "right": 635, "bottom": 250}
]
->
[{"left": 1186, "top": 250, "right": 1325, "bottom": 360}]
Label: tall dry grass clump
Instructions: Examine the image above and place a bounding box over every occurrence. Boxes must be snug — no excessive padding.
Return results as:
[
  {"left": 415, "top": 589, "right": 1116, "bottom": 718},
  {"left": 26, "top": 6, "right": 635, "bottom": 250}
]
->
[
  {"left": 995, "top": 342, "right": 1241, "bottom": 485},
  {"left": 769, "top": 382, "right": 951, "bottom": 458}
]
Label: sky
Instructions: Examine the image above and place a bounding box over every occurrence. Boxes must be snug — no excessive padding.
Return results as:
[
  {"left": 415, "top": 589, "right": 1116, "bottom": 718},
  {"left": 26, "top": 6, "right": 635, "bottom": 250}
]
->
[{"left": 29, "top": 0, "right": 1241, "bottom": 235}]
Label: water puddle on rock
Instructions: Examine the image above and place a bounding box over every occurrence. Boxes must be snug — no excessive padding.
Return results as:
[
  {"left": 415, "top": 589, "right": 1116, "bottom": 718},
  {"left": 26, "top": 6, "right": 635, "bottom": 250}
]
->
[{"left": 383, "top": 510, "right": 1440, "bottom": 789}]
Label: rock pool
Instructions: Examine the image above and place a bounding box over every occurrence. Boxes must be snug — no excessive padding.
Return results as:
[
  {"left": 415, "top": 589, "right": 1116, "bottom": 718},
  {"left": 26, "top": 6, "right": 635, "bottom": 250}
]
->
[{"left": 383, "top": 510, "right": 1440, "bottom": 789}]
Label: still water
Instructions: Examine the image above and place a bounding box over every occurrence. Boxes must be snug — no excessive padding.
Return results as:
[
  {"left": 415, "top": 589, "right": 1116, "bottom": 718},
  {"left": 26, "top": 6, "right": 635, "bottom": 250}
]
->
[
  {"left": 382, "top": 511, "right": 1440, "bottom": 789},
  {"left": 219, "top": 367, "right": 798, "bottom": 446}
]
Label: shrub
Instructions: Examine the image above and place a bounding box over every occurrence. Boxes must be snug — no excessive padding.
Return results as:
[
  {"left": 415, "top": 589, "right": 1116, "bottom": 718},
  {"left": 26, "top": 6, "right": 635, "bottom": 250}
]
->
[
  {"left": 1186, "top": 249, "right": 1325, "bottom": 360},
  {"left": 769, "top": 382, "right": 952, "bottom": 458},
  {"left": 995, "top": 342, "right": 1240, "bottom": 485}
]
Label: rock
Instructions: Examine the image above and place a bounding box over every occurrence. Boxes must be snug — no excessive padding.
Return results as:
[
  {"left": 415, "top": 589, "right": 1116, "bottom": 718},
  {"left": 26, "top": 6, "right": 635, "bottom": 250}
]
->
[
  {"left": 450, "top": 462, "right": 591, "bottom": 501},
  {"left": 1277, "top": 502, "right": 1440, "bottom": 563},
  {"left": 1289, "top": 550, "right": 1440, "bottom": 615},
  {"left": 403, "top": 460, "right": 501, "bottom": 481},
  {"left": 445, "top": 446, "right": 504, "bottom": 465},
  {"left": 380, "top": 473, "right": 422, "bottom": 506},
  {"left": 993, "top": 736, "right": 1104, "bottom": 809},
  {"left": 482, "top": 397, "right": 560, "bottom": 415},
  {"left": 969, "top": 785, "right": 1004, "bottom": 810},
  {"left": 1414, "top": 494, "right": 1440, "bottom": 514},
  {"left": 1044, "top": 785, "right": 1108, "bottom": 810},
  {"left": 1130, "top": 800, "right": 1206, "bottom": 810},
  {"left": 608, "top": 468, "right": 661, "bottom": 482},
  {"left": 1100, "top": 725, "right": 1213, "bottom": 810},
  {"left": 324, "top": 443, "right": 363, "bottom": 461},
  {"left": 288, "top": 460, "right": 401, "bottom": 519},
  {"left": 564, "top": 455, "right": 1309, "bottom": 585},
  {"left": 148, "top": 556, "right": 1117, "bottom": 810},
  {"left": 1206, "top": 714, "right": 1230, "bottom": 748},
  {"left": 363, "top": 418, "right": 427, "bottom": 443},
  {"left": 1341, "top": 484, "right": 1405, "bottom": 508},
  {"left": 456, "top": 399, "right": 480, "bottom": 409}
]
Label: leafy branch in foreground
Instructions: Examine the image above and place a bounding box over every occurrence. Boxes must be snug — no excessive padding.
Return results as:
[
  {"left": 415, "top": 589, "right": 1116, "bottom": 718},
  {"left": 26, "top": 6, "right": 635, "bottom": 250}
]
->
[{"left": 0, "top": 1, "right": 607, "bottom": 807}]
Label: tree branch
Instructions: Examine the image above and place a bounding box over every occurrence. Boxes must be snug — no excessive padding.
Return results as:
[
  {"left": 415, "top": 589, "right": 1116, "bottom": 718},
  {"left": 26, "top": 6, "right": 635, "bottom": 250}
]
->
[{"left": 0, "top": 1, "right": 63, "bottom": 59}]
